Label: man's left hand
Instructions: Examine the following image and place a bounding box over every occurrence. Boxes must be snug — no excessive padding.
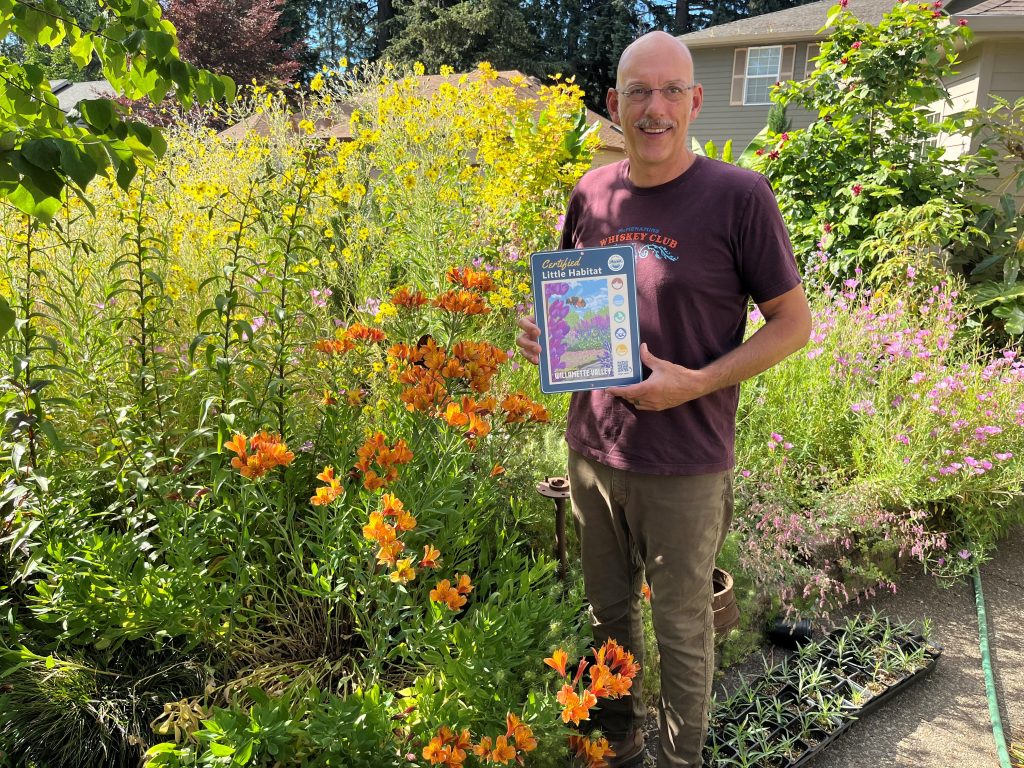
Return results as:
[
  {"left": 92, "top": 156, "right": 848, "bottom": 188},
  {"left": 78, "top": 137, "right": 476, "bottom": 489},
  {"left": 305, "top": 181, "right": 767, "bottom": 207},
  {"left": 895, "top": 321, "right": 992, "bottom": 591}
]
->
[{"left": 606, "top": 343, "right": 710, "bottom": 411}]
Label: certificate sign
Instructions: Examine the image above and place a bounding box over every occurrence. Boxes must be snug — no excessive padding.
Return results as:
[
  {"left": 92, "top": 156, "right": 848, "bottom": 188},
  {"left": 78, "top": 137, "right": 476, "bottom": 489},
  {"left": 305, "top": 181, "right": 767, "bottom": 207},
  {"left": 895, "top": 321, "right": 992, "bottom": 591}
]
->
[{"left": 530, "top": 245, "right": 642, "bottom": 394}]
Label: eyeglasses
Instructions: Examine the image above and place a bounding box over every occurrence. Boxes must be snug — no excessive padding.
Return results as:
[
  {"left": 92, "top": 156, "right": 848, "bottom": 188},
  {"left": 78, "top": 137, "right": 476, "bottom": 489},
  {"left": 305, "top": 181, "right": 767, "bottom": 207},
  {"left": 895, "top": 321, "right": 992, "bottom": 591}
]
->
[{"left": 616, "top": 84, "right": 697, "bottom": 103}]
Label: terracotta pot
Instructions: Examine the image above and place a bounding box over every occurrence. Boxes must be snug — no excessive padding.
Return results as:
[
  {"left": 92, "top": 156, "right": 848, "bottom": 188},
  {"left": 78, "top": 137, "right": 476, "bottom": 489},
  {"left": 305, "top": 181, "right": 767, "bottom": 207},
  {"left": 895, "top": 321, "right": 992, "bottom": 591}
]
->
[{"left": 713, "top": 567, "right": 740, "bottom": 636}]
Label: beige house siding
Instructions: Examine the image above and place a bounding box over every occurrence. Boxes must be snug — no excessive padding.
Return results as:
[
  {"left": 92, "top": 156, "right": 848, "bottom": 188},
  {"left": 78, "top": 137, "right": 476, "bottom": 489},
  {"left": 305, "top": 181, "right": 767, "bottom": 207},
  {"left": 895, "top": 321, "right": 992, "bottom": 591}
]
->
[
  {"left": 985, "top": 40, "right": 1024, "bottom": 105},
  {"left": 591, "top": 147, "right": 626, "bottom": 169},
  {"left": 690, "top": 42, "right": 819, "bottom": 151},
  {"left": 974, "top": 40, "right": 1024, "bottom": 203},
  {"left": 931, "top": 48, "right": 982, "bottom": 159}
]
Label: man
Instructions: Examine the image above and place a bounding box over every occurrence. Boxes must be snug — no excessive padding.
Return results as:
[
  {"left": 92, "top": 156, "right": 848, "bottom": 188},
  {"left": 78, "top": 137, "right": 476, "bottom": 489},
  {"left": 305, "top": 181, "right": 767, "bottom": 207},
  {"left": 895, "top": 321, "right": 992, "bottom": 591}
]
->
[{"left": 516, "top": 31, "right": 811, "bottom": 767}]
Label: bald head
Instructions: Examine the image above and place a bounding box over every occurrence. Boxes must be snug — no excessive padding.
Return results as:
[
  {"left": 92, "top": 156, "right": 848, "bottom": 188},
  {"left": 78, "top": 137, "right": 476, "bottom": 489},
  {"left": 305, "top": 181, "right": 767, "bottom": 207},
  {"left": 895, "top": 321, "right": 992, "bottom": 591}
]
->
[{"left": 616, "top": 31, "right": 695, "bottom": 89}]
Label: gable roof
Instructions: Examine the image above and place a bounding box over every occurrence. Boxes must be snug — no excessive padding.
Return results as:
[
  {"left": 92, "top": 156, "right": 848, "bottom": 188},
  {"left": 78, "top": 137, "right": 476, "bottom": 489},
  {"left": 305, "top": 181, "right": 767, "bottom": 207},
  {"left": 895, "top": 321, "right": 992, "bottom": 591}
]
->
[
  {"left": 48, "top": 79, "right": 117, "bottom": 113},
  {"left": 219, "top": 70, "right": 625, "bottom": 153},
  {"left": 677, "top": 0, "right": 1024, "bottom": 47},
  {"left": 677, "top": 0, "right": 894, "bottom": 46},
  {"left": 951, "top": 0, "right": 1024, "bottom": 14}
]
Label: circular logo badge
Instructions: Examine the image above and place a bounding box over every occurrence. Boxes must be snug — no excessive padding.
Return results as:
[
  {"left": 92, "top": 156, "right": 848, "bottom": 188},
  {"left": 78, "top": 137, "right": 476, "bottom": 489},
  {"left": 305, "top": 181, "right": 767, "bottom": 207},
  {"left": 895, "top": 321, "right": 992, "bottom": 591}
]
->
[
  {"left": 611, "top": 277, "right": 624, "bottom": 290},
  {"left": 615, "top": 343, "right": 629, "bottom": 355},
  {"left": 614, "top": 328, "right": 627, "bottom": 340},
  {"left": 612, "top": 295, "right": 625, "bottom": 307},
  {"left": 607, "top": 254, "right": 624, "bottom": 271},
  {"left": 614, "top": 311, "right": 626, "bottom": 323}
]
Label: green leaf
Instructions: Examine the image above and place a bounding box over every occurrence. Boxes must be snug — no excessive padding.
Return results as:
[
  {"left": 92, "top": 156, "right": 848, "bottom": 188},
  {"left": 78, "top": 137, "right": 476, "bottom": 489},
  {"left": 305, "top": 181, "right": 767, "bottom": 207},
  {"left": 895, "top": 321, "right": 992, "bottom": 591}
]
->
[
  {"left": 21, "top": 139, "right": 62, "bottom": 172},
  {"left": 78, "top": 99, "right": 117, "bottom": 132},
  {"left": 57, "top": 140, "right": 99, "bottom": 189},
  {"left": 142, "top": 30, "right": 175, "bottom": 58},
  {"left": 0, "top": 296, "right": 14, "bottom": 338},
  {"left": 115, "top": 156, "right": 139, "bottom": 190},
  {"left": 69, "top": 33, "right": 96, "bottom": 68},
  {"left": 7, "top": 181, "right": 62, "bottom": 222}
]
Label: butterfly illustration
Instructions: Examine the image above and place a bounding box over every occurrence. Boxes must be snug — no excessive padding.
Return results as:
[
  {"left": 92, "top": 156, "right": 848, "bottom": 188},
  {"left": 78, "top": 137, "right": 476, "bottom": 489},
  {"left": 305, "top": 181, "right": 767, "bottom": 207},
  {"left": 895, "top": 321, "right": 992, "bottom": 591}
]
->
[{"left": 566, "top": 295, "right": 587, "bottom": 308}]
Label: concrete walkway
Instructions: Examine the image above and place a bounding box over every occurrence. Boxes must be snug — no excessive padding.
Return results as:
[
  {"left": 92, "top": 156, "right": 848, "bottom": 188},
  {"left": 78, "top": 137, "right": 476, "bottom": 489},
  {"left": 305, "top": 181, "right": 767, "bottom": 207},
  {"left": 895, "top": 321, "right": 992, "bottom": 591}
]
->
[
  {"left": 805, "top": 532, "right": 1022, "bottom": 767},
  {"left": 718, "top": 530, "right": 1024, "bottom": 767}
]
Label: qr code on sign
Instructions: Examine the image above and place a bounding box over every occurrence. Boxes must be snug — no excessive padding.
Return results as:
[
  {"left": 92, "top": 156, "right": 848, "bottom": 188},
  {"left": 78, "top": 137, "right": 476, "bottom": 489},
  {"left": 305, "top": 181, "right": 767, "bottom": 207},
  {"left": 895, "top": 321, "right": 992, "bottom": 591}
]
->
[{"left": 616, "top": 361, "right": 631, "bottom": 374}]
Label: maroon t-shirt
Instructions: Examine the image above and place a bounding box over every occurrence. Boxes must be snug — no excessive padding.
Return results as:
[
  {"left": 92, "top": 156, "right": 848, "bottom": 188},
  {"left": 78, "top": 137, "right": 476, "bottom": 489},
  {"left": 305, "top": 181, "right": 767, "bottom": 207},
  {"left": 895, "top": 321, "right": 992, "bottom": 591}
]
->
[{"left": 559, "top": 156, "right": 801, "bottom": 475}]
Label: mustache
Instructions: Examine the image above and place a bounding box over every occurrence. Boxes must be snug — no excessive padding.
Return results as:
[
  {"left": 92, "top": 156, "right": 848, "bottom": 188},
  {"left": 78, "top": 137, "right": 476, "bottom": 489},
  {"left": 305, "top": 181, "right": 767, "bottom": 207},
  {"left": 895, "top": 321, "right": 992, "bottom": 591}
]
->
[{"left": 634, "top": 119, "right": 676, "bottom": 131}]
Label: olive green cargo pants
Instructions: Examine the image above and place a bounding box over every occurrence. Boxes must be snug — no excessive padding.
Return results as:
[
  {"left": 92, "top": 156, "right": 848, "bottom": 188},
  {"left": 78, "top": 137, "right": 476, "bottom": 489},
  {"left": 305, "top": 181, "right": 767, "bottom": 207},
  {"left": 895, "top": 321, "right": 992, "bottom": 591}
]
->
[{"left": 568, "top": 448, "right": 733, "bottom": 767}]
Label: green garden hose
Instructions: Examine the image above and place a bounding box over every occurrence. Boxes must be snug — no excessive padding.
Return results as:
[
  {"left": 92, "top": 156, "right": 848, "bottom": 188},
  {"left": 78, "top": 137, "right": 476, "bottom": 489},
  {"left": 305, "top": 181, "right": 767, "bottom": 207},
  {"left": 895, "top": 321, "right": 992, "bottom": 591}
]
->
[{"left": 972, "top": 565, "right": 1013, "bottom": 768}]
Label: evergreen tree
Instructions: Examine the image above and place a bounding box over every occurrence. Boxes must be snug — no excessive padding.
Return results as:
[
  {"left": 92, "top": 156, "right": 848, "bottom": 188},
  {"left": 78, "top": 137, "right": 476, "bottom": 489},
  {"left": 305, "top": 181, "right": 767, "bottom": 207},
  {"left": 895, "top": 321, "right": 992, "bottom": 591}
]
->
[{"left": 385, "top": 0, "right": 542, "bottom": 73}]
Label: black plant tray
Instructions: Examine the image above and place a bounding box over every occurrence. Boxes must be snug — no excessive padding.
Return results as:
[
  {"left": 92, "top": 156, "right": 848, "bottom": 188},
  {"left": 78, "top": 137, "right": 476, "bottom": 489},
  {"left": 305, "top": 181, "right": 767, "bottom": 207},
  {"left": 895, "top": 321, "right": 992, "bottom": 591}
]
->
[
  {"left": 787, "top": 637, "right": 941, "bottom": 767},
  {"left": 704, "top": 625, "right": 941, "bottom": 767},
  {"left": 840, "top": 640, "right": 942, "bottom": 720}
]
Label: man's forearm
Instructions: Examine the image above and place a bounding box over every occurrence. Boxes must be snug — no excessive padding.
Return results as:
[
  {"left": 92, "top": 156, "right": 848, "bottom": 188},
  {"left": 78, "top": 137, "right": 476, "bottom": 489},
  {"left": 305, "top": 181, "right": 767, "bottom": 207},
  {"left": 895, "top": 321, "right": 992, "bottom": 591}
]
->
[{"left": 695, "top": 311, "right": 811, "bottom": 397}]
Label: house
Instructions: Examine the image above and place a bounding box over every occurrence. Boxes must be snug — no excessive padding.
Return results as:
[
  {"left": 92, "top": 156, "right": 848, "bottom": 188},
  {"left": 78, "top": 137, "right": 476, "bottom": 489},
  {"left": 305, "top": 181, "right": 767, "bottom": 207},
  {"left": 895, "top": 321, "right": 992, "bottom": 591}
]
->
[
  {"left": 218, "top": 70, "right": 626, "bottom": 168},
  {"left": 677, "top": 0, "right": 1024, "bottom": 157},
  {"left": 48, "top": 79, "right": 117, "bottom": 116}
]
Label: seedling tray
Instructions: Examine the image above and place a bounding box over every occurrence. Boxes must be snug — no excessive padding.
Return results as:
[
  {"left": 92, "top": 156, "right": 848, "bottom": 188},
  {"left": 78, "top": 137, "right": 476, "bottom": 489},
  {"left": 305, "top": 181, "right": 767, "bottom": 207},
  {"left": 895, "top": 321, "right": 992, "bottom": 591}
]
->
[
  {"left": 836, "top": 638, "right": 942, "bottom": 720},
  {"left": 704, "top": 619, "right": 941, "bottom": 768}
]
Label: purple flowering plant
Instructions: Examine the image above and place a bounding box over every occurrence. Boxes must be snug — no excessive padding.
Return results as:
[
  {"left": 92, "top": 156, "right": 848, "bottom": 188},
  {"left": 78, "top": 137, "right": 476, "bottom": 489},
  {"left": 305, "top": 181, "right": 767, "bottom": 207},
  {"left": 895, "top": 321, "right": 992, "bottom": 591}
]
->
[{"left": 734, "top": 273, "right": 1024, "bottom": 616}]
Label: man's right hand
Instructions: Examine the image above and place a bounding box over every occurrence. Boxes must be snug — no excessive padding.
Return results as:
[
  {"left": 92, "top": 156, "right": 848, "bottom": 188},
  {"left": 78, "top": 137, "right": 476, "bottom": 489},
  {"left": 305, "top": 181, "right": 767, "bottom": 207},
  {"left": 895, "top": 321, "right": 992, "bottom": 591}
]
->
[{"left": 516, "top": 315, "right": 541, "bottom": 365}]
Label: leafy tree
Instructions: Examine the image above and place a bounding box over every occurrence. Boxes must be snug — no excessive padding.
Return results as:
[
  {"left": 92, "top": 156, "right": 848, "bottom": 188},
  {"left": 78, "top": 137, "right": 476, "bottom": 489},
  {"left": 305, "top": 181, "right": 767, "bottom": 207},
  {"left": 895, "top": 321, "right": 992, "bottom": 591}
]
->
[
  {"left": 0, "top": 0, "right": 233, "bottom": 221},
  {"left": 1, "top": 0, "right": 102, "bottom": 81},
  {"left": 164, "top": 0, "right": 302, "bottom": 86},
  {"left": 753, "top": 1, "right": 981, "bottom": 281}
]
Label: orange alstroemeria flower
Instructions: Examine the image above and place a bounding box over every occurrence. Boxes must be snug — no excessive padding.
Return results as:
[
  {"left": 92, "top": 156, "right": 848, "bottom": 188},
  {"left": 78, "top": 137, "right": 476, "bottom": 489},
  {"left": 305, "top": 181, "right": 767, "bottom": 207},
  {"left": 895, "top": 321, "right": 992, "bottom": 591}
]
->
[
  {"left": 505, "top": 713, "right": 538, "bottom": 753},
  {"left": 311, "top": 465, "right": 344, "bottom": 506},
  {"left": 595, "top": 638, "right": 641, "bottom": 681},
  {"left": 500, "top": 393, "right": 550, "bottom": 424},
  {"left": 344, "top": 323, "right": 386, "bottom": 344},
  {"left": 380, "top": 493, "right": 405, "bottom": 516},
  {"left": 376, "top": 539, "right": 405, "bottom": 567},
  {"left": 462, "top": 395, "right": 496, "bottom": 415},
  {"left": 454, "top": 573, "right": 473, "bottom": 595},
  {"left": 442, "top": 402, "right": 469, "bottom": 428},
  {"left": 472, "top": 737, "right": 492, "bottom": 758},
  {"left": 420, "top": 544, "right": 441, "bottom": 568},
  {"left": 568, "top": 734, "right": 616, "bottom": 768},
  {"left": 314, "top": 338, "right": 355, "bottom": 355},
  {"left": 544, "top": 648, "right": 569, "bottom": 677},
  {"left": 423, "top": 737, "right": 450, "bottom": 765},
  {"left": 225, "top": 431, "right": 294, "bottom": 479},
  {"left": 362, "top": 470, "right": 387, "bottom": 491},
  {"left": 395, "top": 510, "right": 417, "bottom": 532},
  {"left": 556, "top": 684, "right": 597, "bottom": 725},
  {"left": 446, "top": 265, "right": 496, "bottom": 293},
  {"left": 440, "top": 358, "right": 465, "bottom": 378},
  {"left": 488, "top": 735, "right": 517, "bottom": 764},
  {"left": 430, "top": 579, "right": 467, "bottom": 611},
  {"left": 224, "top": 433, "right": 248, "bottom": 457},
  {"left": 391, "top": 286, "right": 429, "bottom": 309},
  {"left": 310, "top": 484, "right": 342, "bottom": 506},
  {"left": 389, "top": 558, "right": 416, "bottom": 585},
  {"left": 433, "top": 289, "right": 490, "bottom": 315},
  {"left": 588, "top": 664, "right": 632, "bottom": 699},
  {"left": 467, "top": 413, "right": 490, "bottom": 440},
  {"left": 422, "top": 339, "right": 446, "bottom": 371}
]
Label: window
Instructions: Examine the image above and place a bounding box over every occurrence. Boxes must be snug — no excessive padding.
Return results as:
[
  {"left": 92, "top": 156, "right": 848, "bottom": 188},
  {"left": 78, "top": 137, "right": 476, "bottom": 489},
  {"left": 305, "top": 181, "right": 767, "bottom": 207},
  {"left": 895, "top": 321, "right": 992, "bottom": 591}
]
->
[
  {"left": 919, "top": 110, "right": 943, "bottom": 159},
  {"left": 730, "top": 45, "right": 795, "bottom": 106},
  {"left": 745, "top": 46, "right": 781, "bottom": 104},
  {"left": 805, "top": 43, "right": 821, "bottom": 80}
]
